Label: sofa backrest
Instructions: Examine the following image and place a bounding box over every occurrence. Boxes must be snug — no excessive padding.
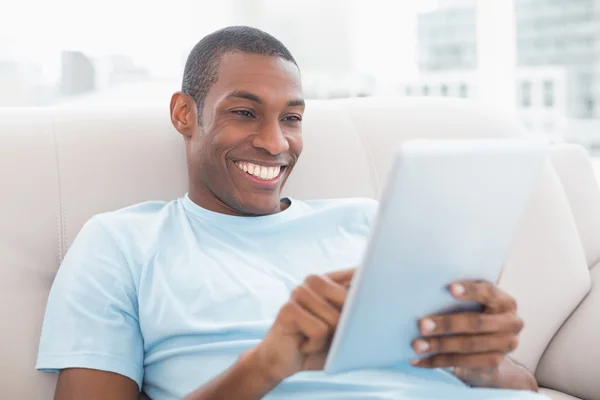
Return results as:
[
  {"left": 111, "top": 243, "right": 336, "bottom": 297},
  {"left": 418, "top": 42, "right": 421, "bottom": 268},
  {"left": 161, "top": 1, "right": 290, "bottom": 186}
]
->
[{"left": 0, "top": 97, "right": 597, "bottom": 399}]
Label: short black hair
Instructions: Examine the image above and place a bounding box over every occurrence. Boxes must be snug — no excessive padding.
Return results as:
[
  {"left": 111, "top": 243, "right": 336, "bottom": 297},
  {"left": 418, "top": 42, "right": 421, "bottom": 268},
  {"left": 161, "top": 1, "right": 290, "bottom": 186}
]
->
[{"left": 182, "top": 26, "right": 298, "bottom": 120}]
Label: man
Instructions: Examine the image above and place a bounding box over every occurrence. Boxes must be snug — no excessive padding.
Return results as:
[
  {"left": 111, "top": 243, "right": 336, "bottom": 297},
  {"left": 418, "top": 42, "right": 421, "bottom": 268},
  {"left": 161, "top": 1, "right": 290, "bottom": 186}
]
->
[{"left": 37, "top": 26, "right": 544, "bottom": 399}]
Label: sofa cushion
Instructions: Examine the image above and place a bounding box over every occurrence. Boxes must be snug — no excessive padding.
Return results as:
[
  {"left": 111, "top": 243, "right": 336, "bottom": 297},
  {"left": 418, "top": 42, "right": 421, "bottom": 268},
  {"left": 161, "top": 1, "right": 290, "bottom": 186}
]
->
[
  {"left": 536, "top": 262, "right": 600, "bottom": 400},
  {"left": 539, "top": 388, "right": 584, "bottom": 400},
  {"left": 498, "top": 162, "right": 591, "bottom": 373},
  {"left": 0, "top": 110, "right": 61, "bottom": 398},
  {"left": 550, "top": 145, "right": 600, "bottom": 267}
]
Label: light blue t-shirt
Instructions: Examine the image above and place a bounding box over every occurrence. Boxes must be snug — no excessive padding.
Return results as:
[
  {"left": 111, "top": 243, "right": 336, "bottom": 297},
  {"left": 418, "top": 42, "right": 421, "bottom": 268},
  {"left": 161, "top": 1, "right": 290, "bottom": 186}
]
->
[{"left": 37, "top": 195, "right": 546, "bottom": 400}]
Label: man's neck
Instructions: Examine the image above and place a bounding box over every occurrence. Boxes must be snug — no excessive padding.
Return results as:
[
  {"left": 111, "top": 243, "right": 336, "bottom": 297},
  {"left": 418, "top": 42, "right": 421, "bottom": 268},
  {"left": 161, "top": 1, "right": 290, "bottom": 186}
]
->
[{"left": 187, "top": 190, "right": 288, "bottom": 217}]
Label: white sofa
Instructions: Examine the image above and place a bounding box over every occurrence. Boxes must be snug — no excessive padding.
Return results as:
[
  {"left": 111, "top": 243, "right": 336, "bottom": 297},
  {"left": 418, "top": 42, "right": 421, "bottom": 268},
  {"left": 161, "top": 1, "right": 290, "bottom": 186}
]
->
[{"left": 0, "top": 97, "right": 598, "bottom": 400}]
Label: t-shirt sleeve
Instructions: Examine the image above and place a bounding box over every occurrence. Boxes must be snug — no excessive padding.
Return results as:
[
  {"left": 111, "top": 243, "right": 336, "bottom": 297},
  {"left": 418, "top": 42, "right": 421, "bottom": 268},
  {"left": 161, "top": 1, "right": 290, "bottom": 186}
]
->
[{"left": 36, "top": 216, "right": 144, "bottom": 390}]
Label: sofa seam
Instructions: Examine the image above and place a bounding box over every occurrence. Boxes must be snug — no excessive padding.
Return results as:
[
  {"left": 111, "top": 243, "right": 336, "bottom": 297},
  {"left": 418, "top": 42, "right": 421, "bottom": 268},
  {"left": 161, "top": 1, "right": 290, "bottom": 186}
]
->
[{"left": 50, "top": 111, "right": 65, "bottom": 263}]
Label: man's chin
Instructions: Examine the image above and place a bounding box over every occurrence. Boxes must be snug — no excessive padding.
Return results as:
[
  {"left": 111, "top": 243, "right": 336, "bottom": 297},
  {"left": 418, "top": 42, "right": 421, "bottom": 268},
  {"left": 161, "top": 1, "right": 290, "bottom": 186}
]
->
[{"left": 235, "top": 195, "right": 284, "bottom": 216}]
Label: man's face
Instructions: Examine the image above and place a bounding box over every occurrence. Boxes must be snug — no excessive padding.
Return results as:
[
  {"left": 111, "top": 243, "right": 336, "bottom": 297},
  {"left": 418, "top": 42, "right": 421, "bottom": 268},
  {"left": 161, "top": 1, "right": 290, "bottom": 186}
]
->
[{"left": 174, "top": 52, "right": 304, "bottom": 216}]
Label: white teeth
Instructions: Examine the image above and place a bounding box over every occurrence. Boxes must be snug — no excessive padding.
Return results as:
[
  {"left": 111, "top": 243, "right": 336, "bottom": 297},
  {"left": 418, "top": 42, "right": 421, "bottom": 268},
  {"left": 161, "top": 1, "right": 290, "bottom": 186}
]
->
[
  {"left": 236, "top": 162, "right": 282, "bottom": 181},
  {"left": 269, "top": 166, "right": 280, "bottom": 179}
]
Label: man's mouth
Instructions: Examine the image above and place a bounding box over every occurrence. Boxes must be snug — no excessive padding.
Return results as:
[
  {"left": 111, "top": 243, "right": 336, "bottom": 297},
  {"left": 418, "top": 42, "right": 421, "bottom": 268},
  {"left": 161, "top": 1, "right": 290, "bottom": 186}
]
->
[{"left": 234, "top": 161, "right": 286, "bottom": 182}]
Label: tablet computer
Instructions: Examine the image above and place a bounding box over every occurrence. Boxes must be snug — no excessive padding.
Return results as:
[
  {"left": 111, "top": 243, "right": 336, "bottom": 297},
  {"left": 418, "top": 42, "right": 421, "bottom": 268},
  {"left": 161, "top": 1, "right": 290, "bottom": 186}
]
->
[{"left": 324, "top": 139, "right": 546, "bottom": 374}]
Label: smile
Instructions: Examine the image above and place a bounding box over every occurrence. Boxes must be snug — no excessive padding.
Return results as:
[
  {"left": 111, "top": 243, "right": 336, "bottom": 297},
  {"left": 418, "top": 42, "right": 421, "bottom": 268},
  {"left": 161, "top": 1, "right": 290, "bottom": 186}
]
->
[{"left": 234, "top": 161, "right": 285, "bottom": 182}]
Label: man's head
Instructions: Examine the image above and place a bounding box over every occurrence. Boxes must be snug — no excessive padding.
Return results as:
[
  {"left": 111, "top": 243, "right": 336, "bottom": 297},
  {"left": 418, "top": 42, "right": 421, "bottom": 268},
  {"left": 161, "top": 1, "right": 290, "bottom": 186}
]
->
[{"left": 170, "top": 26, "right": 304, "bottom": 217}]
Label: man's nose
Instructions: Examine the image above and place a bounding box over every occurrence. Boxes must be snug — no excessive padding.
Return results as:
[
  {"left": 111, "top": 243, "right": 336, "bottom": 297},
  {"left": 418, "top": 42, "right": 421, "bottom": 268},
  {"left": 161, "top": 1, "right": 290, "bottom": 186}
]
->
[{"left": 252, "top": 120, "right": 290, "bottom": 155}]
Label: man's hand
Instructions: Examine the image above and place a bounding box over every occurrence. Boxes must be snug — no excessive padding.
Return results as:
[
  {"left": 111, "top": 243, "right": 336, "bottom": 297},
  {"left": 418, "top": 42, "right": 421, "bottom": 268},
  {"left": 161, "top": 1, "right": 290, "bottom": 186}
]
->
[
  {"left": 184, "top": 268, "right": 354, "bottom": 400},
  {"left": 248, "top": 268, "right": 354, "bottom": 383},
  {"left": 410, "top": 281, "right": 537, "bottom": 391}
]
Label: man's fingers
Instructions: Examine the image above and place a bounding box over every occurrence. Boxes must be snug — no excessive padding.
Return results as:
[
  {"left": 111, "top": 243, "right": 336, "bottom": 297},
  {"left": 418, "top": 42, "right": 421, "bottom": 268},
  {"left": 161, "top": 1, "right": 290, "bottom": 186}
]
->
[
  {"left": 411, "top": 281, "right": 523, "bottom": 380},
  {"left": 325, "top": 268, "right": 355, "bottom": 287},
  {"left": 419, "top": 312, "right": 524, "bottom": 337},
  {"left": 412, "top": 333, "right": 519, "bottom": 355},
  {"left": 302, "top": 352, "right": 328, "bottom": 371},
  {"left": 279, "top": 302, "right": 331, "bottom": 353},
  {"left": 412, "top": 352, "right": 505, "bottom": 371},
  {"left": 304, "top": 274, "right": 348, "bottom": 308},
  {"left": 449, "top": 281, "right": 517, "bottom": 313},
  {"left": 291, "top": 284, "right": 341, "bottom": 328},
  {"left": 278, "top": 272, "right": 351, "bottom": 354}
]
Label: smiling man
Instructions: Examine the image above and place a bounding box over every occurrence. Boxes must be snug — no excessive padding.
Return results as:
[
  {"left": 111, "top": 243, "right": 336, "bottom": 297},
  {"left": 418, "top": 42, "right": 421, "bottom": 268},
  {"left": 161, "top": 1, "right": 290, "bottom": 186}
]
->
[{"left": 36, "top": 26, "right": 545, "bottom": 400}]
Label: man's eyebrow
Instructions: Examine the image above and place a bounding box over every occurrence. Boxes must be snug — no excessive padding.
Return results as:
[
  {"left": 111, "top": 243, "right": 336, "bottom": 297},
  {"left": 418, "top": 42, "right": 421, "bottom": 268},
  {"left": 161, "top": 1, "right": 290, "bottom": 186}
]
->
[
  {"left": 288, "top": 99, "right": 305, "bottom": 108},
  {"left": 226, "top": 91, "right": 305, "bottom": 108},
  {"left": 226, "top": 90, "right": 264, "bottom": 104}
]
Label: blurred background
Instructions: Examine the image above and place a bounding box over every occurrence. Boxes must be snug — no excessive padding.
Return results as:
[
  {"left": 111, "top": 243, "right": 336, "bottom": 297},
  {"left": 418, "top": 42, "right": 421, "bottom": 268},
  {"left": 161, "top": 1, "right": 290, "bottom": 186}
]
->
[{"left": 1, "top": 0, "right": 599, "bottom": 153}]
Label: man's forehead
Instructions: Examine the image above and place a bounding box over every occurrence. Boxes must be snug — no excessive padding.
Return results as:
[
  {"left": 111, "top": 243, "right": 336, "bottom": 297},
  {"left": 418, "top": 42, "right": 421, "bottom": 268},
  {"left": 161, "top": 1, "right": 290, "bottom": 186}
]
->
[
  {"left": 210, "top": 53, "right": 303, "bottom": 104},
  {"left": 216, "top": 52, "right": 301, "bottom": 85}
]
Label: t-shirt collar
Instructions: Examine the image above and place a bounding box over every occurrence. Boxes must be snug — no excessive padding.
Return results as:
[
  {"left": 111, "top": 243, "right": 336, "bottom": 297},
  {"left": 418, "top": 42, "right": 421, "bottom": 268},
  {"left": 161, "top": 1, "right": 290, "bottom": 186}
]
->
[{"left": 182, "top": 193, "right": 299, "bottom": 228}]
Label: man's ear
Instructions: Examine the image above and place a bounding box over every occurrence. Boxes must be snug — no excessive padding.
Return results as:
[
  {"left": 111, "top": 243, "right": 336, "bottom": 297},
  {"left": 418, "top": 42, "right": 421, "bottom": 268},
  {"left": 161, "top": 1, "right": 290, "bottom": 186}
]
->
[{"left": 170, "top": 91, "right": 198, "bottom": 138}]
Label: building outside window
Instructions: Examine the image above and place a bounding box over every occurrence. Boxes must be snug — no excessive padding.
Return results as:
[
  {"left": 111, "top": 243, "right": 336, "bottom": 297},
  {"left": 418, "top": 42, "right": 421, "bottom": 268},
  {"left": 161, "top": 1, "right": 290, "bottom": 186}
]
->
[
  {"left": 521, "top": 81, "right": 532, "bottom": 107},
  {"left": 585, "top": 96, "right": 596, "bottom": 118},
  {"left": 459, "top": 83, "right": 468, "bottom": 98},
  {"left": 543, "top": 80, "right": 555, "bottom": 108},
  {"left": 441, "top": 84, "right": 449, "bottom": 96}
]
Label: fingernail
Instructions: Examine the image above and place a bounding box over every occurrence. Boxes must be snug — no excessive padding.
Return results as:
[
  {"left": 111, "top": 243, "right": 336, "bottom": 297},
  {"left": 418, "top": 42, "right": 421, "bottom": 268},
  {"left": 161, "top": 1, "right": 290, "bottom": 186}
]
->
[
  {"left": 421, "top": 318, "right": 436, "bottom": 334},
  {"left": 414, "top": 339, "right": 429, "bottom": 353},
  {"left": 410, "top": 359, "right": 420, "bottom": 366},
  {"left": 451, "top": 284, "right": 466, "bottom": 297}
]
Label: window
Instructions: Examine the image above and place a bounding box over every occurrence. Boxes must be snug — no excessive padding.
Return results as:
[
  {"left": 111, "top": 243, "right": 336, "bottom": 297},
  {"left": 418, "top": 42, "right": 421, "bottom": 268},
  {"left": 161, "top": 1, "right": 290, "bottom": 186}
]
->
[
  {"left": 543, "top": 80, "right": 554, "bottom": 107},
  {"left": 1, "top": 0, "right": 598, "bottom": 155},
  {"left": 521, "top": 81, "right": 532, "bottom": 107},
  {"left": 523, "top": 120, "right": 534, "bottom": 132},
  {"left": 440, "top": 84, "right": 449, "bottom": 96},
  {"left": 584, "top": 96, "right": 596, "bottom": 118}
]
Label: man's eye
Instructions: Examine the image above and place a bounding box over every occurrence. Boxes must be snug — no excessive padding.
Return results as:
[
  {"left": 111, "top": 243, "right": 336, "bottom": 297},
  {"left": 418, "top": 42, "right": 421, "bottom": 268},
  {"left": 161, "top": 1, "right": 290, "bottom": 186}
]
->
[
  {"left": 233, "top": 110, "right": 255, "bottom": 118},
  {"left": 283, "top": 115, "right": 302, "bottom": 122}
]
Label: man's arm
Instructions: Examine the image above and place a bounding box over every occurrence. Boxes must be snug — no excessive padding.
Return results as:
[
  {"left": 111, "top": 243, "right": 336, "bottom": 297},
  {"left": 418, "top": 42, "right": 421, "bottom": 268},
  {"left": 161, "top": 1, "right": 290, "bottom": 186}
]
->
[
  {"left": 53, "top": 269, "right": 354, "bottom": 400},
  {"left": 452, "top": 357, "right": 538, "bottom": 391},
  {"left": 182, "top": 348, "right": 279, "bottom": 400},
  {"left": 54, "top": 369, "right": 139, "bottom": 400},
  {"left": 495, "top": 358, "right": 538, "bottom": 391},
  {"left": 53, "top": 349, "right": 277, "bottom": 400},
  {"left": 38, "top": 218, "right": 145, "bottom": 398}
]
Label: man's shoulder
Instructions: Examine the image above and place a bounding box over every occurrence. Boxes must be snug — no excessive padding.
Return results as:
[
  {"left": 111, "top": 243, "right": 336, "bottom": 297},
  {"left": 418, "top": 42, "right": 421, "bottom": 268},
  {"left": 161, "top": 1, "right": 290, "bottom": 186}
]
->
[
  {"left": 87, "top": 199, "right": 182, "bottom": 245},
  {"left": 299, "top": 197, "right": 378, "bottom": 211},
  {"left": 94, "top": 199, "right": 175, "bottom": 224},
  {"left": 295, "top": 197, "right": 379, "bottom": 224}
]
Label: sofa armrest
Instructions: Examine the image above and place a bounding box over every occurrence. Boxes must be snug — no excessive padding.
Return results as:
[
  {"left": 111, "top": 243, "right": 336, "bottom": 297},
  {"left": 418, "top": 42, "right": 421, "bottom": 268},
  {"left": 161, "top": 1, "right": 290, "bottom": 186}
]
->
[{"left": 533, "top": 144, "right": 600, "bottom": 400}]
